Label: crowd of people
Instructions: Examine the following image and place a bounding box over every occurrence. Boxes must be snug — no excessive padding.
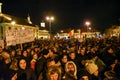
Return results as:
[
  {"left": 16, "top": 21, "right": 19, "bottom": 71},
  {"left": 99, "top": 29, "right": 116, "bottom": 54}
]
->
[{"left": 0, "top": 36, "right": 120, "bottom": 80}]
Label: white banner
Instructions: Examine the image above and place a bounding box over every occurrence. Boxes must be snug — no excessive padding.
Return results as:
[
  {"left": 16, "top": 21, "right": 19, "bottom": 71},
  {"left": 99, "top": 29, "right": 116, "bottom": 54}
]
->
[{"left": 6, "top": 27, "right": 35, "bottom": 46}]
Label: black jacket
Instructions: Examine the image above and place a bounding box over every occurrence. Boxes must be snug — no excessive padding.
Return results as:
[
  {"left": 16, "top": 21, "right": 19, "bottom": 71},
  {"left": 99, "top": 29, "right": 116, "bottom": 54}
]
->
[
  {"left": 35, "top": 56, "right": 47, "bottom": 79},
  {"left": 17, "top": 68, "right": 36, "bottom": 80}
]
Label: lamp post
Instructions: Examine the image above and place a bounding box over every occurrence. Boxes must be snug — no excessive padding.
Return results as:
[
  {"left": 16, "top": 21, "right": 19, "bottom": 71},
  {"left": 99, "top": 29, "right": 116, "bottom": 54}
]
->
[
  {"left": 46, "top": 16, "right": 54, "bottom": 39},
  {"left": 85, "top": 21, "right": 91, "bottom": 38}
]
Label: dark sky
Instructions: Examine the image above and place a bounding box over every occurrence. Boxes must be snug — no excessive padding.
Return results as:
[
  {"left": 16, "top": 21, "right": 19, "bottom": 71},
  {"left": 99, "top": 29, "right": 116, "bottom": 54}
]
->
[{"left": 1, "top": 0, "right": 120, "bottom": 32}]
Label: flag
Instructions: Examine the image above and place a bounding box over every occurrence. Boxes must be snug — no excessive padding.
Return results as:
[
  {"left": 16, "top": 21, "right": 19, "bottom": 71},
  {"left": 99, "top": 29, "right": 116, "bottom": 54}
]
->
[{"left": 69, "top": 29, "right": 74, "bottom": 36}]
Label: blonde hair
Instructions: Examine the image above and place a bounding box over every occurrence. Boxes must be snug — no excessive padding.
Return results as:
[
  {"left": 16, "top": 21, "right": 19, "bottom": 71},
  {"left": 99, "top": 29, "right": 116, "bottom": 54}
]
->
[
  {"left": 9, "top": 58, "right": 18, "bottom": 71},
  {"left": 1, "top": 52, "right": 10, "bottom": 60},
  {"left": 47, "top": 66, "right": 61, "bottom": 80}
]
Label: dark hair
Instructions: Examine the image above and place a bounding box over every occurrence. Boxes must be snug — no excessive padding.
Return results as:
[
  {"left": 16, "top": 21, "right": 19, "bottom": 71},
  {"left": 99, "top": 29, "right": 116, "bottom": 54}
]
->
[
  {"left": 105, "top": 46, "right": 113, "bottom": 52},
  {"left": 69, "top": 52, "right": 75, "bottom": 55},
  {"left": 78, "top": 69, "right": 91, "bottom": 80},
  {"left": 42, "top": 49, "right": 49, "bottom": 55},
  {"left": 60, "top": 54, "right": 68, "bottom": 59},
  {"left": 17, "top": 58, "right": 27, "bottom": 69},
  {"left": 47, "top": 59, "right": 55, "bottom": 66}
]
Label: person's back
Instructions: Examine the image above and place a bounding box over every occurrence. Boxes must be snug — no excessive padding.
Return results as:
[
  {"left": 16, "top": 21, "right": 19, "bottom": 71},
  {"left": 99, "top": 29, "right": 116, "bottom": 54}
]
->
[
  {"left": 35, "top": 55, "right": 47, "bottom": 78},
  {"left": 35, "top": 49, "right": 50, "bottom": 79}
]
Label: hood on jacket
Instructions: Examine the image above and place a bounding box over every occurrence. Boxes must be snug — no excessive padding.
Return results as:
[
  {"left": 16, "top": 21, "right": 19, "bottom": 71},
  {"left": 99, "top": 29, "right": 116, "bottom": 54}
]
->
[{"left": 65, "top": 61, "right": 77, "bottom": 77}]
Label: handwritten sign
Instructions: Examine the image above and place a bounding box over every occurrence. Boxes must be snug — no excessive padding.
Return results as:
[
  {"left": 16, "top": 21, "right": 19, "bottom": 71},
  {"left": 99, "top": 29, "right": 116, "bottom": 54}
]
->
[{"left": 5, "top": 26, "right": 35, "bottom": 46}]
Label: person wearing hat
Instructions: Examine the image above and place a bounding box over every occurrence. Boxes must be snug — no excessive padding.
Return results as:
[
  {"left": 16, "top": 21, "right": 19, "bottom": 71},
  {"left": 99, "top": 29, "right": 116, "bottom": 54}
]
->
[
  {"left": 17, "top": 58, "right": 36, "bottom": 80},
  {"left": 63, "top": 61, "right": 77, "bottom": 80},
  {"left": 104, "top": 70, "right": 119, "bottom": 80},
  {"left": 78, "top": 69, "right": 91, "bottom": 80},
  {"left": 85, "top": 62, "right": 102, "bottom": 80}
]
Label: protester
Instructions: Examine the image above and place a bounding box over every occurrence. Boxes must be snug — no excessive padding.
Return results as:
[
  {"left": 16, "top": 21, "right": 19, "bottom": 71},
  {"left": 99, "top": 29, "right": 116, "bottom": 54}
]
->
[
  {"left": 17, "top": 58, "right": 36, "bottom": 80},
  {"left": 78, "top": 69, "right": 91, "bottom": 80},
  {"left": 85, "top": 61, "right": 102, "bottom": 80},
  {"left": 35, "top": 49, "right": 50, "bottom": 79},
  {"left": 60, "top": 54, "right": 68, "bottom": 78},
  {"left": 0, "top": 36, "right": 120, "bottom": 80},
  {"left": 30, "top": 53, "right": 38, "bottom": 71},
  {"left": 47, "top": 66, "right": 61, "bottom": 80},
  {"left": 63, "top": 61, "right": 77, "bottom": 80},
  {"left": 0, "top": 52, "right": 12, "bottom": 80}
]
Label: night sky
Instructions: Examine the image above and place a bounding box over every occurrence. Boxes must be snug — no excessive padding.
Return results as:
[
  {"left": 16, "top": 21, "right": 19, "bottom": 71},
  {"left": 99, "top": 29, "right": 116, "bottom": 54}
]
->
[{"left": 1, "top": 0, "right": 120, "bottom": 32}]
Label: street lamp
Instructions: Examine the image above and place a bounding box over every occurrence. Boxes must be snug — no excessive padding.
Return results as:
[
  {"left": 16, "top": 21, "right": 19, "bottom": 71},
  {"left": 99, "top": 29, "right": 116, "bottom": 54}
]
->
[
  {"left": 88, "top": 27, "right": 91, "bottom": 30},
  {"left": 11, "top": 21, "right": 16, "bottom": 25},
  {"left": 46, "top": 16, "right": 54, "bottom": 39},
  {"left": 85, "top": 21, "right": 91, "bottom": 38},
  {"left": 85, "top": 21, "right": 91, "bottom": 30}
]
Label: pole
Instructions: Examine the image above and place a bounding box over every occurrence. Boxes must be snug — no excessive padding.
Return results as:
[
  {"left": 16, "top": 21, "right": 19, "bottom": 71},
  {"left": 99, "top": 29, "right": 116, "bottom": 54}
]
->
[
  {"left": 86, "top": 25, "right": 88, "bottom": 38},
  {"left": 49, "top": 20, "right": 51, "bottom": 39},
  {"left": 46, "top": 16, "right": 54, "bottom": 39},
  {"left": 85, "top": 21, "right": 90, "bottom": 38}
]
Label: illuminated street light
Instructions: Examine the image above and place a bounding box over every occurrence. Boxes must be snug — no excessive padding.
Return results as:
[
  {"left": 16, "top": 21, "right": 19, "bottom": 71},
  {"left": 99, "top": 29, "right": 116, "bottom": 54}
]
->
[
  {"left": 11, "top": 21, "right": 16, "bottom": 25},
  {"left": 88, "top": 27, "right": 91, "bottom": 30},
  {"left": 46, "top": 16, "right": 54, "bottom": 39},
  {"left": 85, "top": 21, "right": 91, "bottom": 38},
  {"left": 85, "top": 21, "right": 91, "bottom": 26},
  {"left": 46, "top": 16, "right": 54, "bottom": 21}
]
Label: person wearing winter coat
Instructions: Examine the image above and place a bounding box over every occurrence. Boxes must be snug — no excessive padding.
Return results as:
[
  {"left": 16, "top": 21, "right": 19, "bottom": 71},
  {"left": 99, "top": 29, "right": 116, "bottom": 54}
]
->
[
  {"left": 63, "top": 61, "right": 77, "bottom": 80},
  {"left": 30, "top": 53, "right": 38, "bottom": 71},
  {"left": 85, "top": 61, "right": 102, "bottom": 80},
  {"left": 0, "top": 52, "right": 12, "bottom": 80},
  {"left": 17, "top": 58, "right": 37, "bottom": 80},
  {"left": 59, "top": 54, "right": 68, "bottom": 78},
  {"left": 35, "top": 49, "right": 50, "bottom": 80}
]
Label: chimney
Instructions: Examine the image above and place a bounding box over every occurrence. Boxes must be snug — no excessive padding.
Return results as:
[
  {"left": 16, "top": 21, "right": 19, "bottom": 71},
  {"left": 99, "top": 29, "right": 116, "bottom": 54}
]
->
[{"left": 0, "top": 3, "right": 2, "bottom": 13}]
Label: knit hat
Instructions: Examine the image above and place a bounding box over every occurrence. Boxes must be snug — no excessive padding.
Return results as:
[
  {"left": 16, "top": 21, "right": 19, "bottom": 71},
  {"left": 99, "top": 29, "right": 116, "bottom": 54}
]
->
[
  {"left": 85, "top": 62, "right": 98, "bottom": 74},
  {"left": 78, "top": 69, "right": 90, "bottom": 79},
  {"left": 104, "top": 70, "right": 116, "bottom": 79}
]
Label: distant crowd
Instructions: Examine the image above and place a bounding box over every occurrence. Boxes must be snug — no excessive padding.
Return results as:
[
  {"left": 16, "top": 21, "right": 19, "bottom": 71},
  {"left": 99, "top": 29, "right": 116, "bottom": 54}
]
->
[{"left": 0, "top": 36, "right": 120, "bottom": 80}]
